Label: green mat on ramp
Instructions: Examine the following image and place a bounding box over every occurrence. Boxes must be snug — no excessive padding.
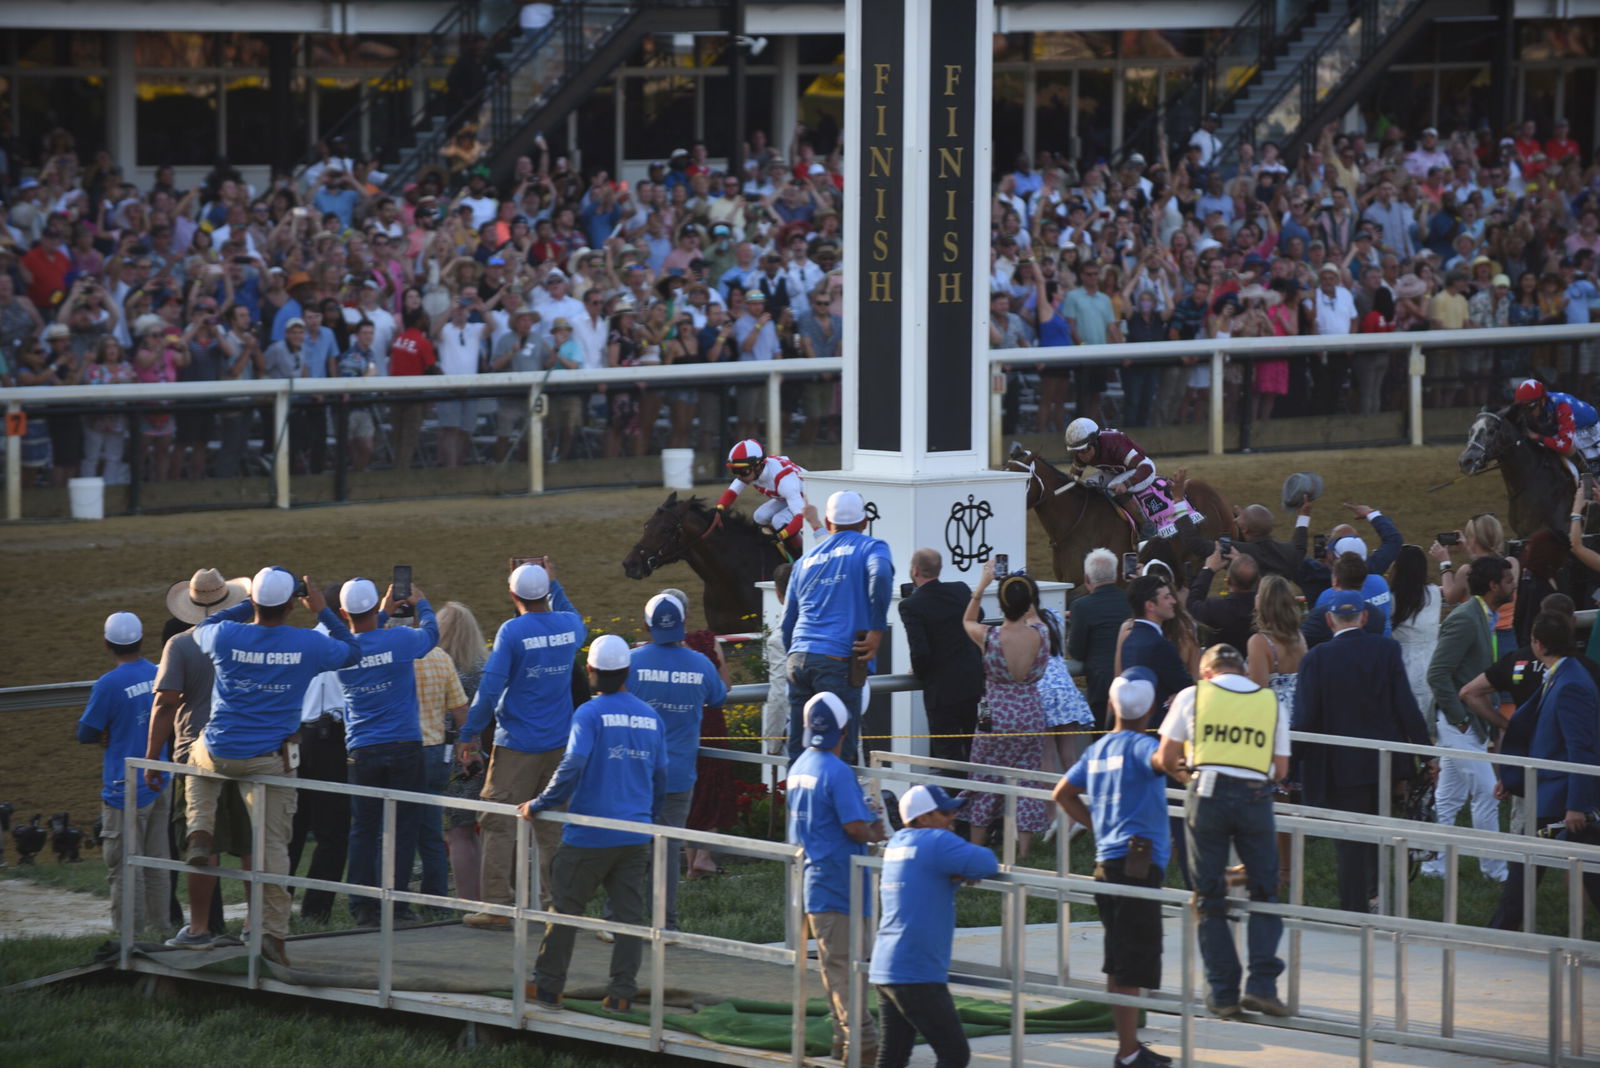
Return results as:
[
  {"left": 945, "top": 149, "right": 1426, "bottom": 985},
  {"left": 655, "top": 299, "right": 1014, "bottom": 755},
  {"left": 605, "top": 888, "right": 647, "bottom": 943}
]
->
[{"left": 507, "top": 993, "right": 1118, "bottom": 1054}]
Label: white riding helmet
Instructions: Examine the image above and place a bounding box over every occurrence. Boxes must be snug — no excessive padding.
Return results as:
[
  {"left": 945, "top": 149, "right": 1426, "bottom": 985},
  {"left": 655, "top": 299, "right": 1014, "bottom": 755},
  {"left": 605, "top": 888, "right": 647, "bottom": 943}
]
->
[{"left": 1064, "top": 417, "right": 1101, "bottom": 451}]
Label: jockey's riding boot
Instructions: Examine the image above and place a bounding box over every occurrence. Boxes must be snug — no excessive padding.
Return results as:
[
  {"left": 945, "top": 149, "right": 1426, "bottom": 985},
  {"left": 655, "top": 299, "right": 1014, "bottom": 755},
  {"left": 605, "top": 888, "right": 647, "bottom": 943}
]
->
[
  {"left": 1116, "top": 492, "right": 1157, "bottom": 539},
  {"left": 783, "top": 533, "right": 805, "bottom": 560}
]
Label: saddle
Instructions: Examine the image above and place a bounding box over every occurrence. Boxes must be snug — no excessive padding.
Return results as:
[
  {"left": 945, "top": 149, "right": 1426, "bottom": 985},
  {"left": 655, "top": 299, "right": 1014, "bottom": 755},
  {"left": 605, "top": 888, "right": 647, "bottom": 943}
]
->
[{"left": 1127, "top": 478, "right": 1202, "bottom": 540}]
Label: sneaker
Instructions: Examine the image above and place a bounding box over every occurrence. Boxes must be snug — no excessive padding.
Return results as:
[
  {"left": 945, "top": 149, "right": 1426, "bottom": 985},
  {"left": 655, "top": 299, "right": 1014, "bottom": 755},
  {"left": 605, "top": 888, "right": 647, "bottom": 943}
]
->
[
  {"left": 184, "top": 830, "right": 214, "bottom": 866},
  {"left": 600, "top": 994, "right": 632, "bottom": 1013},
  {"left": 526, "top": 982, "right": 563, "bottom": 1009},
  {"left": 165, "top": 927, "right": 217, "bottom": 950},
  {"left": 209, "top": 932, "right": 244, "bottom": 948},
  {"left": 595, "top": 929, "right": 615, "bottom": 944},
  {"left": 463, "top": 912, "right": 511, "bottom": 930},
  {"left": 1206, "top": 996, "right": 1241, "bottom": 1018},
  {"left": 1113, "top": 1046, "right": 1173, "bottom": 1067},
  {"left": 1241, "top": 993, "right": 1292, "bottom": 1017}
]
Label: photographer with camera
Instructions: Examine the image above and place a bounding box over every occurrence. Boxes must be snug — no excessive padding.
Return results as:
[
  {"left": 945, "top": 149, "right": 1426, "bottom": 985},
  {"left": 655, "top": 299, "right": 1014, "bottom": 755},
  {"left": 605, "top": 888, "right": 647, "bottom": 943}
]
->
[{"left": 180, "top": 567, "right": 362, "bottom": 966}]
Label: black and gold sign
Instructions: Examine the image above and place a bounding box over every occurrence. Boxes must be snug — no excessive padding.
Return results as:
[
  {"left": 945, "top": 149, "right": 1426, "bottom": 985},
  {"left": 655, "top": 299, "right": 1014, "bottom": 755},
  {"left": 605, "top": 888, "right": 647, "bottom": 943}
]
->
[
  {"left": 856, "top": 0, "right": 904, "bottom": 451},
  {"left": 925, "top": 0, "right": 977, "bottom": 451}
]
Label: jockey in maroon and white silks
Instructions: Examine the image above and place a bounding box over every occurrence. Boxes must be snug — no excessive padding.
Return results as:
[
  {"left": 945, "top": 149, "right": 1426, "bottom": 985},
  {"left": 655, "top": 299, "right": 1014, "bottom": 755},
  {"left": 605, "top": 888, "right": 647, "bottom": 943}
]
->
[{"left": 1064, "top": 417, "right": 1160, "bottom": 537}]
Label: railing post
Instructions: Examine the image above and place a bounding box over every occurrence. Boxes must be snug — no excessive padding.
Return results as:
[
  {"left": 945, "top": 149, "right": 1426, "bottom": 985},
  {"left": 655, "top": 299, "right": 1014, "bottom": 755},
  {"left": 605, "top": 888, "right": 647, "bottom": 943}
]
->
[
  {"left": 1441, "top": 841, "right": 1458, "bottom": 1036},
  {"left": 789, "top": 850, "right": 806, "bottom": 1068},
  {"left": 650, "top": 833, "right": 667, "bottom": 1051},
  {"left": 120, "top": 756, "right": 137, "bottom": 970},
  {"left": 767, "top": 370, "right": 784, "bottom": 455},
  {"left": 989, "top": 366, "right": 1005, "bottom": 469},
  {"left": 1376, "top": 749, "right": 1391, "bottom": 915},
  {"left": 379, "top": 796, "right": 396, "bottom": 1007},
  {"left": 1524, "top": 769, "right": 1538, "bottom": 933},
  {"left": 1409, "top": 343, "right": 1425, "bottom": 445},
  {"left": 528, "top": 385, "right": 545, "bottom": 495},
  {"left": 1209, "top": 350, "right": 1225, "bottom": 454},
  {"left": 5, "top": 399, "right": 20, "bottom": 521},
  {"left": 273, "top": 386, "right": 291, "bottom": 509},
  {"left": 511, "top": 814, "right": 530, "bottom": 1024}
]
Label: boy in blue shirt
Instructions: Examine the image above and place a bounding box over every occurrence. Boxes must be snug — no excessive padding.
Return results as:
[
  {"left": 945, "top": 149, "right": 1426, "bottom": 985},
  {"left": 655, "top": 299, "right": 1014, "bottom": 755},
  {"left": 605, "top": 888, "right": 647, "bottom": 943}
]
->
[
  {"left": 871, "top": 784, "right": 999, "bottom": 1068},
  {"left": 1055, "top": 667, "right": 1175, "bottom": 1068},
  {"left": 461, "top": 561, "right": 586, "bottom": 926},
  {"left": 521, "top": 634, "right": 668, "bottom": 1013},
  {"left": 336, "top": 576, "right": 439, "bottom": 927},
  {"left": 77, "top": 611, "right": 169, "bottom": 938},
  {"left": 787, "top": 692, "right": 886, "bottom": 1063},
  {"left": 626, "top": 593, "right": 726, "bottom": 930},
  {"left": 186, "top": 566, "right": 362, "bottom": 966}
]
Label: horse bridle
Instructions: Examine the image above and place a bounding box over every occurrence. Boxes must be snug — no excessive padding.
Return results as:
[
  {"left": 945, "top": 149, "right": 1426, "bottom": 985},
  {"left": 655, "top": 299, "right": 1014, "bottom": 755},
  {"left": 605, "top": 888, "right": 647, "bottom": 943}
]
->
[
  {"left": 633, "top": 505, "right": 696, "bottom": 573},
  {"left": 1010, "top": 452, "right": 1091, "bottom": 548},
  {"left": 1461, "top": 410, "right": 1512, "bottom": 472}
]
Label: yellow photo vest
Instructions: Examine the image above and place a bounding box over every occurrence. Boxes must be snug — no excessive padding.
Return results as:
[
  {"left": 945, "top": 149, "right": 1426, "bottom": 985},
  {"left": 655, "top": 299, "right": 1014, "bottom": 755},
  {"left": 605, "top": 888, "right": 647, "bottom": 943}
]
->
[{"left": 1189, "top": 680, "right": 1277, "bottom": 776}]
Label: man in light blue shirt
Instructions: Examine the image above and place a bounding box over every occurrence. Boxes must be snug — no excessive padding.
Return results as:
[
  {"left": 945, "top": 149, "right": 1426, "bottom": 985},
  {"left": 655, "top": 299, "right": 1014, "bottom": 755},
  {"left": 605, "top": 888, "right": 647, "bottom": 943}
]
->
[
  {"left": 336, "top": 577, "right": 439, "bottom": 927},
  {"left": 782, "top": 491, "right": 895, "bottom": 764},
  {"left": 186, "top": 566, "right": 362, "bottom": 965},
  {"left": 460, "top": 562, "right": 585, "bottom": 924},
  {"left": 522, "top": 634, "right": 668, "bottom": 1013},
  {"left": 870, "top": 784, "right": 998, "bottom": 1068},
  {"left": 626, "top": 593, "right": 726, "bottom": 929}
]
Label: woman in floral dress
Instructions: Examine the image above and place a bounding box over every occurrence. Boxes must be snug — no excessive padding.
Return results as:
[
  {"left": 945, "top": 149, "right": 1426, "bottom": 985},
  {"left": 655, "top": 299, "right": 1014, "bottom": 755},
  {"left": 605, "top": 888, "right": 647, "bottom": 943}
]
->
[{"left": 961, "top": 565, "right": 1052, "bottom": 858}]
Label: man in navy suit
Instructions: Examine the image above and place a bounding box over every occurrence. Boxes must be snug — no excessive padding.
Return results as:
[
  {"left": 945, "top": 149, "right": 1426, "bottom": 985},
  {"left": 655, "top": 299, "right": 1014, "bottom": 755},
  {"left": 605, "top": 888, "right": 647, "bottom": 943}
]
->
[
  {"left": 1123, "top": 573, "right": 1196, "bottom": 884},
  {"left": 1122, "top": 575, "right": 1194, "bottom": 724},
  {"left": 1489, "top": 610, "right": 1600, "bottom": 929},
  {"left": 1291, "top": 590, "right": 1433, "bottom": 913}
]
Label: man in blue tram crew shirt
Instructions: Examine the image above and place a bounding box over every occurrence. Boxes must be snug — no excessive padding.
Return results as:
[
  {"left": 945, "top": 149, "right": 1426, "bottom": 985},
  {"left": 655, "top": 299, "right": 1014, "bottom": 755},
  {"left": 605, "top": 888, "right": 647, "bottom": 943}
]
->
[
  {"left": 522, "top": 634, "right": 668, "bottom": 1012},
  {"left": 459, "top": 561, "right": 586, "bottom": 924},
  {"left": 871, "top": 784, "right": 1000, "bottom": 1068},
  {"left": 77, "top": 611, "right": 169, "bottom": 938},
  {"left": 626, "top": 592, "right": 726, "bottom": 930},
  {"left": 787, "top": 692, "right": 887, "bottom": 1065},
  {"left": 782, "top": 489, "right": 895, "bottom": 764},
  {"left": 335, "top": 576, "right": 439, "bottom": 927},
  {"left": 1053, "top": 667, "right": 1175, "bottom": 1068},
  {"left": 186, "top": 566, "right": 362, "bottom": 966}
]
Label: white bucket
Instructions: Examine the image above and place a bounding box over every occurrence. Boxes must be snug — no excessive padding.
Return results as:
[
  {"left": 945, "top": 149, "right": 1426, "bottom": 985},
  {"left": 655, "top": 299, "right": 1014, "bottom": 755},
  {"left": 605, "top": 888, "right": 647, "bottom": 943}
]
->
[
  {"left": 661, "top": 448, "right": 695, "bottom": 490},
  {"left": 68, "top": 476, "right": 105, "bottom": 520}
]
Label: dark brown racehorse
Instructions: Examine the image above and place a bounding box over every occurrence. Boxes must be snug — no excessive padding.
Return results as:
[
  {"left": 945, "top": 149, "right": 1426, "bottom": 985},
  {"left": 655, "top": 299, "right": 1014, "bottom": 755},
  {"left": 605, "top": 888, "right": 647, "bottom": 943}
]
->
[
  {"left": 1458, "top": 406, "right": 1575, "bottom": 537},
  {"left": 622, "top": 492, "right": 784, "bottom": 634},
  {"left": 1006, "top": 443, "right": 1238, "bottom": 584}
]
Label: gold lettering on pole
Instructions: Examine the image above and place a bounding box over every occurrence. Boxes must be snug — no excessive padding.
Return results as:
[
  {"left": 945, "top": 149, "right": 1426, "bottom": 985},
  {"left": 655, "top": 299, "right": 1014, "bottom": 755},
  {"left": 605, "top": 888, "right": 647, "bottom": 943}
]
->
[
  {"left": 874, "top": 63, "right": 891, "bottom": 94},
  {"left": 869, "top": 272, "right": 894, "bottom": 302},
  {"left": 944, "top": 188, "right": 958, "bottom": 222},
  {"left": 875, "top": 104, "right": 887, "bottom": 137},
  {"left": 869, "top": 146, "right": 894, "bottom": 178},
  {"left": 943, "top": 64, "right": 961, "bottom": 96},
  {"left": 941, "top": 233, "right": 960, "bottom": 265},
  {"left": 872, "top": 231, "right": 890, "bottom": 261},
  {"left": 938, "top": 272, "right": 963, "bottom": 303},
  {"left": 874, "top": 187, "right": 888, "bottom": 222},
  {"left": 937, "top": 147, "right": 963, "bottom": 179}
]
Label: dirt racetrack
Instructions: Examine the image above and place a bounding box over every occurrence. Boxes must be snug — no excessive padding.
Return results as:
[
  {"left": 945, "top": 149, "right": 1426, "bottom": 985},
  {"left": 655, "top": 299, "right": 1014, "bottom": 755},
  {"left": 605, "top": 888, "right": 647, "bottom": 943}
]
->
[{"left": 1, "top": 442, "right": 1500, "bottom": 826}]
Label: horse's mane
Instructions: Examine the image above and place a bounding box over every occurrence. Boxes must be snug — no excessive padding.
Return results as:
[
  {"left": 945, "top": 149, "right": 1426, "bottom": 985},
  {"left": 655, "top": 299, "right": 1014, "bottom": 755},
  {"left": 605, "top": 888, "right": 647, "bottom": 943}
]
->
[{"left": 679, "top": 495, "right": 763, "bottom": 533}]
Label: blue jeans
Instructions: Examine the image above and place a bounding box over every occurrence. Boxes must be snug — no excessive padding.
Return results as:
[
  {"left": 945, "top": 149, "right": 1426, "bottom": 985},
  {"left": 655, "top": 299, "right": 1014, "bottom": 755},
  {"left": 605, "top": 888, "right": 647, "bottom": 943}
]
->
[
  {"left": 786, "top": 651, "right": 861, "bottom": 764},
  {"left": 416, "top": 743, "right": 451, "bottom": 900},
  {"left": 1184, "top": 775, "right": 1284, "bottom": 1004},
  {"left": 347, "top": 740, "right": 425, "bottom": 923}
]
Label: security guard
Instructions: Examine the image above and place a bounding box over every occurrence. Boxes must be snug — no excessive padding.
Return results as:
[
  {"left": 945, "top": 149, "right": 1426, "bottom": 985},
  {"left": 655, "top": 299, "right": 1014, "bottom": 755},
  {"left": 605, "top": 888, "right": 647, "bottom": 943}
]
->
[{"left": 1156, "top": 644, "right": 1291, "bottom": 1020}]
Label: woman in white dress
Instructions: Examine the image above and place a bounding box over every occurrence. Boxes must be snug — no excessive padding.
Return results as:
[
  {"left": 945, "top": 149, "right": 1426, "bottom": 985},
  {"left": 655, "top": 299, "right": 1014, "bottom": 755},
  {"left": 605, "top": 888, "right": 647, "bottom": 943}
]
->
[{"left": 1387, "top": 544, "right": 1444, "bottom": 724}]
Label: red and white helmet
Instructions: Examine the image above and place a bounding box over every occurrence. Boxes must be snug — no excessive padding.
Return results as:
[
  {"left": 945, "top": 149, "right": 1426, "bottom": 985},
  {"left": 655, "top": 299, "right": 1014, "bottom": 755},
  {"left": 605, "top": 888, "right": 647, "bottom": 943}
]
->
[
  {"left": 1514, "top": 379, "right": 1548, "bottom": 405},
  {"left": 727, "top": 439, "right": 765, "bottom": 471}
]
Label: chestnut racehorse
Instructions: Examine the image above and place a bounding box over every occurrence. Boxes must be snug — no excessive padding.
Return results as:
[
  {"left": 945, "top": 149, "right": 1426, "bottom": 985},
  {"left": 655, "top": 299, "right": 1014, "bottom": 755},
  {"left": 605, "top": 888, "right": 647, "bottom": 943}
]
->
[{"left": 1005, "top": 443, "right": 1238, "bottom": 584}]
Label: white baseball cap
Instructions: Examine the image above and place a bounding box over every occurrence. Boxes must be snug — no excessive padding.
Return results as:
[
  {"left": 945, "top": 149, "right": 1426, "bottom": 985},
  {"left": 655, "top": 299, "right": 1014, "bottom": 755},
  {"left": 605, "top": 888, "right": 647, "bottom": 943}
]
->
[
  {"left": 826, "top": 490, "right": 867, "bottom": 526},
  {"left": 104, "top": 612, "right": 142, "bottom": 645},
  {"left": 252, "top": 566, "right": 297, "bottom": 608},
  {"left": 340, "top": 578, "right": 380, "bottom": 615},
  {"left": 587, "top": 633, "right": 632, "bottom": 671},
  {"left": 898, "top": 783, "right": 967, "bottom": 825},
  {"left": 1330, "top": 536, "right": 1368, "bottom": 560},
  {"left": 510, "top": 563, "right": 550, "bottom": 600},
  {"left": 1109, "top": 668, "right": 1156, "bottom": 720}
]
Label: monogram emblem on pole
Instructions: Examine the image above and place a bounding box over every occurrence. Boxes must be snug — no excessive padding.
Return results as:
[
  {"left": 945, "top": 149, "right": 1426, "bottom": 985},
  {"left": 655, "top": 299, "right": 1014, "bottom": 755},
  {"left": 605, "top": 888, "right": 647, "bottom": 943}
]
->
[
  {"left": 863, "top": 499, "right": 880, "bottom": 536},
  {"left": 944, "top": 495, "right": 994, "bottom": 572}
]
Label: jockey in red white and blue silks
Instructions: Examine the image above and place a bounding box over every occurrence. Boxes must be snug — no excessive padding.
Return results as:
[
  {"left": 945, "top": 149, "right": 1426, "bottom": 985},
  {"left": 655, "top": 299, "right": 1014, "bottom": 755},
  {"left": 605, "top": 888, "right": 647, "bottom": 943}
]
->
[
  {"left": 710, "top": 439, "right": 810, "bottom": 559},
  {"left": 1514, "top": 378, "right": 1600, "bottom": 475}
]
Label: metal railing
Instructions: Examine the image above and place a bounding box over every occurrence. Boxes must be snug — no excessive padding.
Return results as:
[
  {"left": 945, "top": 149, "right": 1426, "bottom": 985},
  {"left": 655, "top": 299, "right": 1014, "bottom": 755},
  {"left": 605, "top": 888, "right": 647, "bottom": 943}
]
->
[
  {"left": 1220, "top": 0, "right": 1427, "bottom": 159},
  {"left": 856, "top": 749, "right": 1600, "bottom": 1068},
  {"left": 121, "top": 754, "right": 811, "bottom": 1066},
  {"left": 0, "top": 356, "right": 841, "bottom": 522},
  {"left": 987, "top": 322, "right": 1600, "bottom": 465},
  {"left": 1112, "top": 0, "right": 1316, "bottom": 165}
]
